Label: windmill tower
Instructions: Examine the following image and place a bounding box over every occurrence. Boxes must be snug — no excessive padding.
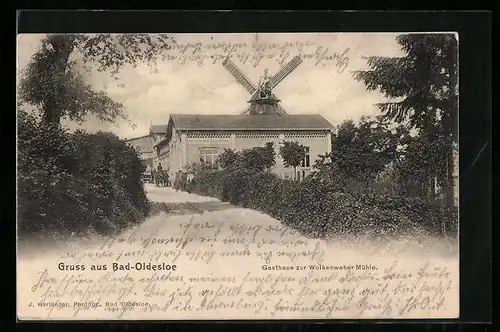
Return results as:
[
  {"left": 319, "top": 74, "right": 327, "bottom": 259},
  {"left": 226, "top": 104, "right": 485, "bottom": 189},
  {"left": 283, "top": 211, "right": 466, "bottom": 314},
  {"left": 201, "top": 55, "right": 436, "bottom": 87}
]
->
[{"left": 222, "top": 56, "right": 303, "bottom": 115}]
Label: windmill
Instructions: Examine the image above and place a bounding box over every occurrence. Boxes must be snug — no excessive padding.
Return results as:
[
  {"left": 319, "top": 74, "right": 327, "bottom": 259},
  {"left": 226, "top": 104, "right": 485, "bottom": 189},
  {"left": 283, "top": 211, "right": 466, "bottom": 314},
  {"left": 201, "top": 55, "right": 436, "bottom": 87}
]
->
[{"left": 222, "top": 55, "right": 303, "bottom": 115}]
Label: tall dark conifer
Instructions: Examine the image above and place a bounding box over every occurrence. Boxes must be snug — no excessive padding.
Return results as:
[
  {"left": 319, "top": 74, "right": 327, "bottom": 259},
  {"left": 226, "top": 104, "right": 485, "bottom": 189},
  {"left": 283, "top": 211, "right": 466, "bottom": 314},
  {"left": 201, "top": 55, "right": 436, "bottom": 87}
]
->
[{"left": 353, "top": 34, "right": 458, "bottom": 206}]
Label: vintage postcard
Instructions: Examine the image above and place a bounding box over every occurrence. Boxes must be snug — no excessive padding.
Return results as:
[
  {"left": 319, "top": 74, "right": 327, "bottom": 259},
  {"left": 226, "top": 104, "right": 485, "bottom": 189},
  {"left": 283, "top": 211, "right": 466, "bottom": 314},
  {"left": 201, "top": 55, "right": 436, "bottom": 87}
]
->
[{"left": 16, "top": 32, "right": 459, "bottom": 320}]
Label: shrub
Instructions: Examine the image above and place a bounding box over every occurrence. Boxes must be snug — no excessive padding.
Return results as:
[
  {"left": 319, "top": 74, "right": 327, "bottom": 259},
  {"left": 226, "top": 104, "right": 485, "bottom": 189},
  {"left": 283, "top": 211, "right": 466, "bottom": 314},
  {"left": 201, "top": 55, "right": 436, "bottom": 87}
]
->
[
  {"left": 180, "top": 159, "right": 457, "bottom": 240},
  {"left": 216, "top": 149, "right": 239, "bottom": 169},
  {"left": 17, "top": 110, "right": 149, "bottom": 237}
]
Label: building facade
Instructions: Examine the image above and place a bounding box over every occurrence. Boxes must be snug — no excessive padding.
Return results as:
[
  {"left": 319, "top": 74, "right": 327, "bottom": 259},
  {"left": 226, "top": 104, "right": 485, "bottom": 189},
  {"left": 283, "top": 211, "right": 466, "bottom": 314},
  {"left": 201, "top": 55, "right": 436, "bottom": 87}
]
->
[
  {"left": 125, "top": 125, "right": 168, "bottom": 171},
  {"left": 125, "top": 135, "right": 154, "bottom": 169},
  {"left": 149, "top": 125, "right": 168, "bottom": 169},
  {"left": 154, "top": 114, "right": 334, "bottom": 181}
]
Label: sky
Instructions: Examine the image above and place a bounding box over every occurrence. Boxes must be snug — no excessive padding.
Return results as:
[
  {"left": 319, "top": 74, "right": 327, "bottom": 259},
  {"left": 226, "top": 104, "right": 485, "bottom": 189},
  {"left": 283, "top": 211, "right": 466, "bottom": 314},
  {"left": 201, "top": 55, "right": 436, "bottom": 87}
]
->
[{"left": 16, "top": 33, "right": 406, "bottom": 139}]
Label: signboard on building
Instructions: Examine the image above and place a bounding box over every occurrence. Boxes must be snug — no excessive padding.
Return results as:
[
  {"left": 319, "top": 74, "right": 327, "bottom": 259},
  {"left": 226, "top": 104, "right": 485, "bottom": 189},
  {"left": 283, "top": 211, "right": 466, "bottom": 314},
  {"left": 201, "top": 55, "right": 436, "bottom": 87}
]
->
[{"left": 188, "top": 137, "right": 232, "bottom": 144}]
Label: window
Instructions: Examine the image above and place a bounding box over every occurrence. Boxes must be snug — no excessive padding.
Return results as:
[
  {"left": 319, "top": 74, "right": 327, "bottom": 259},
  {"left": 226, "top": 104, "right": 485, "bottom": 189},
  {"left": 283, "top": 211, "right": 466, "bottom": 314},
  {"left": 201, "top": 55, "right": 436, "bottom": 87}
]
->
[
  {"left": 300, "top": 147, "right": 310, "bottom": 167},
  {"left": 199, "top": 148, "right": 219, "bottom": 164}
]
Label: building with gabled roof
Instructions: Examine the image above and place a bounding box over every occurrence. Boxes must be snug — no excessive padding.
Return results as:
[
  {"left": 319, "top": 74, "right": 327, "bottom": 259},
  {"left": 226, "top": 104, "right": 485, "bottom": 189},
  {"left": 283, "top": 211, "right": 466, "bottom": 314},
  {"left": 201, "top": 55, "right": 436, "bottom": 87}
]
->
[
  {"left": 148, "top": 125, "right": 168, "bottom": 169},
  {"left": 125, "top": 134, "right": 154, "bottom": 169},
  {"left": 166, "top": 114, "right": 333, "bottom": 131},
  {"left": 123, "top": 124, "right": 170, "bottom": 171},
  {"left": 150, "top": 125, "right": 168, "bottom": 135},
  {"left": 154, "top": 114, "right": 334, "bottom": 181},
  {"left": 152, "top": 54, "right": 336, "bottom": 180}
]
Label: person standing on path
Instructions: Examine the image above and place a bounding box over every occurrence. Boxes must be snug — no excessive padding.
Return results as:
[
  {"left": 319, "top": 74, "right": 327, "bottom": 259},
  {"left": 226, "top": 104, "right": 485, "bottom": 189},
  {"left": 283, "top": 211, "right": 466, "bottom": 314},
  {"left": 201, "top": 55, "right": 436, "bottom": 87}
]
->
[
  {"left": 156, "top": 164, "right": 163, "bottom": 187},
  {"left": 186, "top": 169, "right": 194, "bottom": 193},
  {"left": 163, "top": 169, "right": 169, "bottom": 187},
  {"left": 151, "top": 168, "right": 156, "bottom": 185}
]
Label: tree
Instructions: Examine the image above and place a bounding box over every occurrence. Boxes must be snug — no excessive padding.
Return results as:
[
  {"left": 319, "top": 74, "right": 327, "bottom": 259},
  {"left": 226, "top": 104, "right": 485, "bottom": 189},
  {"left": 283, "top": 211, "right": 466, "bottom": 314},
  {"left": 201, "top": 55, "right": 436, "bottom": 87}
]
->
[
  {"left": 216, "top": 148, "right": 239, "bottom": 169},
  {"left": 18, "top": 34, "right": 173, "bottom": 125},
  {"left": 314, "top": 116, "right": 403, "bottom": 183},
  {"left": 239, "top": 142, "right": 276, "bottom": 172},
  {"left": 353, "top": 33, "right": 458, "bottom": 206},
  {"left": 395, "top": 127, "right": 449, "bottom": 199},
  {"left": 279, "top": 141, "right": 306, "bottom": 181}
]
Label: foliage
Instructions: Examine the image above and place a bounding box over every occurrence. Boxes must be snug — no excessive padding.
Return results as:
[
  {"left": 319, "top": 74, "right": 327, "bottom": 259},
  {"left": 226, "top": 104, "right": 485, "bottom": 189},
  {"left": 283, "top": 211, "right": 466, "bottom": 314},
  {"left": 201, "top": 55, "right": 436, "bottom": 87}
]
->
[
  {"left": 18, "top": 34, "right": 173, "bottom": 125},
  {"left": 353, "top": 34, "right": 458, "bottom": 135},
  {"left": 74, "top": 34, "right": 174, "bottom": 75},
  {"left": 279, "top": 141, "right": 306, "bottom": 180},
  {"left": 215, "top": 142, "right": 276, "bottom": 172},
  {"left": 19, "top": 45, "right": 125, "bottom": 124},
  {"left": 176, "top": 146, "right": 457, "bottom": 241},
  {"left": 395, "top": 128, "right": 452, "bottom": 198},
  {"left": 353, "top": 33, "right": 458, "bottom": 205},
  {"left": 17, "top": 109, "right": 149, "bottom": 236},
  {"left": 216, "top": 148, "right": 239, "bottom": 169},
  {"left": 238, "top": 142, "right": 276, "bottom": 171},
  {"left": 314, "top": 116, "right": 404, "bottom": 183},
  {"left": 17, "top": 33, "right": 167, "bottom": 237},
  {"left": 279, "top": 141, "right": 306, "bottom": 168}
]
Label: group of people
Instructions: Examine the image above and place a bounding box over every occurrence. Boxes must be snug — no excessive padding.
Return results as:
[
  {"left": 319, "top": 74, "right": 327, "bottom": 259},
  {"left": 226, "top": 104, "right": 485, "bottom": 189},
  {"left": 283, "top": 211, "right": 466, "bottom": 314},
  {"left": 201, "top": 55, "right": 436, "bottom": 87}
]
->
[
  {"left": 150, "top": 164, "right": 170, "bottom": 187},
  {"left": 174, "top": 169, "right": 195, "bottom": 193},
  {"left": 146, "top": 164, "right": 198, "bottom": 191}
]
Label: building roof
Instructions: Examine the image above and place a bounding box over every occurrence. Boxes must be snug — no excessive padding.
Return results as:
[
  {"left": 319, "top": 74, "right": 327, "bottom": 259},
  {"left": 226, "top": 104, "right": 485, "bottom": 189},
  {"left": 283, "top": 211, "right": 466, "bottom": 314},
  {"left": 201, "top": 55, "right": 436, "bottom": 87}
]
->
[
  {"left": 124, "top": 134, "right": 150, "bottom": 142},
  {"left": 154, "top": 138, "right": 169, "bottom": 150},
  {"left": 124, "top": 135, "right": 153, "bottom": 154},
  {"left": 150, "top": 125, "right": 168, "bottom": 134},
  {"left": 168, "top": 114, "right": 333, "bottom": 131}
]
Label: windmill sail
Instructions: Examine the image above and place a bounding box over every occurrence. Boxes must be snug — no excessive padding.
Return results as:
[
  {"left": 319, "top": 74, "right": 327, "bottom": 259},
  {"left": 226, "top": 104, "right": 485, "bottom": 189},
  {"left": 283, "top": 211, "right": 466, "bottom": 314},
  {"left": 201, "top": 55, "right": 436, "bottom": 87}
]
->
[
  {"left": 267, "top": 56, "right": 303, "bottom": 90},
  {"left": 222, "top": 58, "right": 257, "bottom": 94},
  {"left": 221, "top": 54, "right": 300, "bottom": 116}
]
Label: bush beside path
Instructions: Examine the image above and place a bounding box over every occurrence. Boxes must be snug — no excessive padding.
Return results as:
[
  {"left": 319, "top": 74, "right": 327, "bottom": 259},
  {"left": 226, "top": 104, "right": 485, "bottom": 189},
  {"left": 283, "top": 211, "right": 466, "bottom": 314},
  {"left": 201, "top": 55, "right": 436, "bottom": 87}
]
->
[{"left": 174, "top": 163, "right": 458, "bottom": 242}]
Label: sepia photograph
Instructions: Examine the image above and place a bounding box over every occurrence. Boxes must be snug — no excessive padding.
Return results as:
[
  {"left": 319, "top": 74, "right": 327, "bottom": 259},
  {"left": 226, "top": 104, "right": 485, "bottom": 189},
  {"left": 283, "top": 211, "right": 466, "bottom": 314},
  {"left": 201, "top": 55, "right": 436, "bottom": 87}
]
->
[{"left": 16, "top": 32, "right": 459, "bottom": 320}]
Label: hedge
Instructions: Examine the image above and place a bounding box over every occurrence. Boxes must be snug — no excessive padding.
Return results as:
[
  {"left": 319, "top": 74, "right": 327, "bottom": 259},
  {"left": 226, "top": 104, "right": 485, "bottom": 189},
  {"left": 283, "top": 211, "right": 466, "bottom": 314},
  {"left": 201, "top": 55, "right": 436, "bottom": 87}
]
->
[
  {"left": 17, "top": 110, "right": 149, "bottom": 237},
  {"left": 180, "top": 163, "right": 458, "bottom": 240}
]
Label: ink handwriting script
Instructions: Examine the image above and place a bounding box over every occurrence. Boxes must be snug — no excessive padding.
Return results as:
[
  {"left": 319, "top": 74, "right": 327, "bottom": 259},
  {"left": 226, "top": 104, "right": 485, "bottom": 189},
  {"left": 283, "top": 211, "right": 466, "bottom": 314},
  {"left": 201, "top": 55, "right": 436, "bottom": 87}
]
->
[
  {"left": 158, "top": 39, "right": 350, "bottom": 72},
  {"left": 18, "top": 213, "right": 458, "bottom": 320}
]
